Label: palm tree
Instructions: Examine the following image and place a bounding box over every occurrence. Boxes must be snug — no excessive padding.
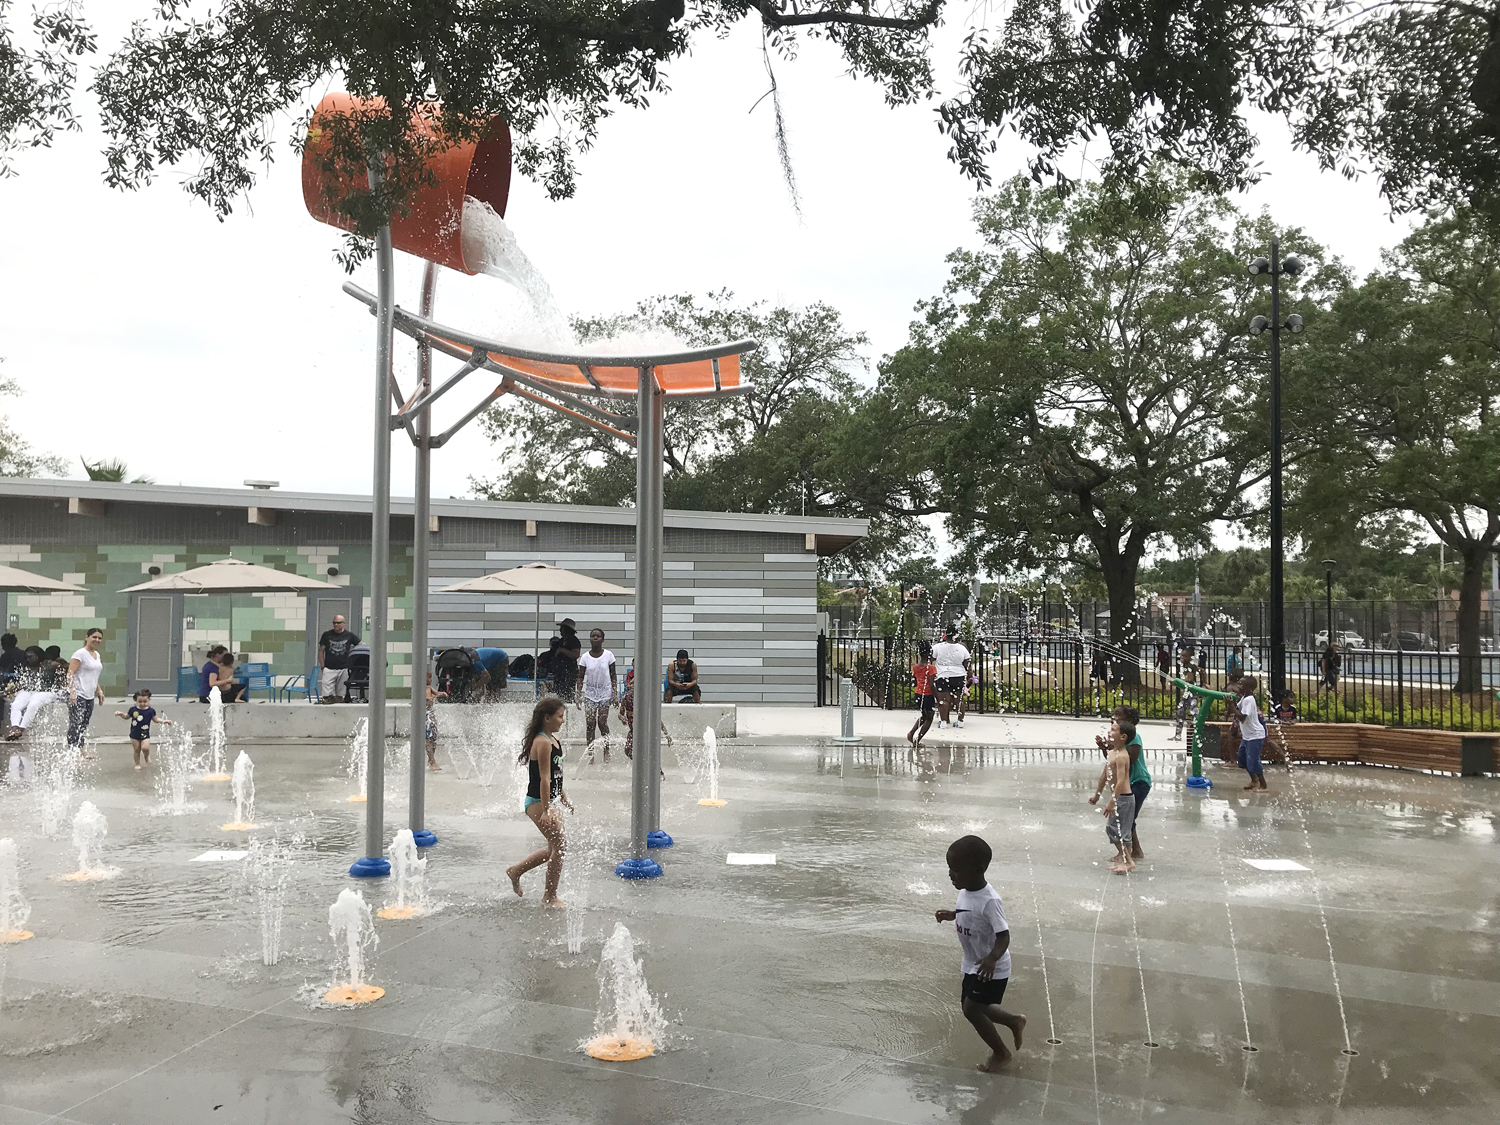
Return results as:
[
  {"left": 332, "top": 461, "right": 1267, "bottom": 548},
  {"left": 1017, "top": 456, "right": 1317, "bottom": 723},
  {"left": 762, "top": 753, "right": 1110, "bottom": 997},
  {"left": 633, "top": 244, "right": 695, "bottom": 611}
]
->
[{"left": 80, "top": 457, "right": 153, "bottom": 484}]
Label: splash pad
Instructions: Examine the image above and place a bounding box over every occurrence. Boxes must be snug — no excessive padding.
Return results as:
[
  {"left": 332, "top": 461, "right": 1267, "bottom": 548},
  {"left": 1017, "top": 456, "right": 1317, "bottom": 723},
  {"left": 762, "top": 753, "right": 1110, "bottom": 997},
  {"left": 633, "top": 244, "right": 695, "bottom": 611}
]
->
[{"left": 301, "top": 93, "right": 757, "bottom": 881}]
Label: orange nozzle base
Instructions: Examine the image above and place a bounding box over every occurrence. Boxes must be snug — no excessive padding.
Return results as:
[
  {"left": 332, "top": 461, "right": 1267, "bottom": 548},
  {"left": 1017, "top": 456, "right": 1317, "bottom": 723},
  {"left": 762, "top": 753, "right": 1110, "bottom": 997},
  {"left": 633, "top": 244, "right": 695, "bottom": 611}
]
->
[
  {"left": 221, "top": 822, "right": 255, "bottom": 832},
  {"left": 60, "top": 870, "right": 100, "bottom": 882},
  {"left": 698, "top": 798, "right": 728, "bottom": 807},
  {"left": 585, "top": 1036, "right": 655, "bottom": 1062},
  {"left": 347, "top": 794, "right": 367, "bottom": 803},
  {"left": 376, "top": 905, "right": 421, "bottom": 920},
  {"left": 0, "top": 929, "right": 34, "bottom": 943},
  {"left": 323, "top": 984, "right": 385, "bottom": 1006},
  {"left": 202, "top": 773, "right": 232, "bottom": 782}
]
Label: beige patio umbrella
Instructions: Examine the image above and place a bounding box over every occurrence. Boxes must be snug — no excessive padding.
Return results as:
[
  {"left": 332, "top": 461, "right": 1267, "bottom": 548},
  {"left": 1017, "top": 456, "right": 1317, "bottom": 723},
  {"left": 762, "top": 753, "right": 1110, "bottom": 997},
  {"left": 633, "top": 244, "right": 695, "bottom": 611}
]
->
[
  {"left": 437, "top": 562, "right": 633, "bottom": 687},
  {"left": 0, "top": 565, "right": 87, "bottom": 593},
  {"left": 121, "top": 558, "right": 341, "bottom": 655}
]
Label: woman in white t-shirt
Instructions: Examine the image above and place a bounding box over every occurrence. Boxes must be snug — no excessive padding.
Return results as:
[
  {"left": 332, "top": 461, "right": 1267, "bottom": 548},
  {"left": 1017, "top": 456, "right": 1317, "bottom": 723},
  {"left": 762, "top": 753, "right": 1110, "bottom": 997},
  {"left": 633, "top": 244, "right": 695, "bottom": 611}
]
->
[
  {"left": 66, "top": 628, "right": 106, "bottom": 756},
  {"left": 579, "top": 628, "right": 617, "bottom": 758}
]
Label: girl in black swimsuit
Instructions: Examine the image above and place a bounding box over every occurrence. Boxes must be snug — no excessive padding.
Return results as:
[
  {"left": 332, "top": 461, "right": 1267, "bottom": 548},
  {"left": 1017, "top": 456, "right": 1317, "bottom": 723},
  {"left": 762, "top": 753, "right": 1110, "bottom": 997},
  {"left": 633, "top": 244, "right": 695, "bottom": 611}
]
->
[{"left": 506, "top": 696, "right": 571, "bottom": 906}]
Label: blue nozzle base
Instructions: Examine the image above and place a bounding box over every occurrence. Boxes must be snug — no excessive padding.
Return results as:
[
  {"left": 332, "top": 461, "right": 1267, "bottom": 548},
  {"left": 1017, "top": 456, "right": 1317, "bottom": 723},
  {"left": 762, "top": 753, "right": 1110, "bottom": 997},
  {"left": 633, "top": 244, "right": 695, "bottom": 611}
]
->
[
  {"left": 646, "top": 830, "right": 673, "bottom": 848},
  {"left": 615, "top": 857, "right": 663, "bottom": 880},
  {"left": 1185, "top": 775, "right": 1213, "bottom": 789},
  {"left": 349, "top": 855, "right": 391, "bottom": 878},
  {"left": 412, "top": 829, "right": 438, "bottom": 848}
]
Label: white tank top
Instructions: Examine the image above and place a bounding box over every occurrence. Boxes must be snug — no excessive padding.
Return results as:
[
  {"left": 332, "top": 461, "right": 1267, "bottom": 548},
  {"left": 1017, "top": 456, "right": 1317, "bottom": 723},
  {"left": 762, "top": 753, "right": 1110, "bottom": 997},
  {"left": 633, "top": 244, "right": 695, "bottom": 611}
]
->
[{"left": 71, "top": 647, "right": 103, "bottom": 696}]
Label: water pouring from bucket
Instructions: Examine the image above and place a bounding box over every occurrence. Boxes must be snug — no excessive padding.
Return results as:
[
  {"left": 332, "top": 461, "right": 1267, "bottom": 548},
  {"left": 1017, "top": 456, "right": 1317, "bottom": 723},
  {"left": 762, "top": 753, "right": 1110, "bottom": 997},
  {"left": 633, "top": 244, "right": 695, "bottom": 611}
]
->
[
  {"left": 698, "top": 726, "right": 726, "bottom": 807},
  {"left": 583, "top": 922, "right": 665, "bottom": 1061},
  {"left": 323, "top": 888, "right": 383, "bottom": 1005},
  {"left": 0, "top": 838, "right": 33, "bottom": 942},
  {"left": 221, "top": 751, "right": 256, "bottom": 830}
]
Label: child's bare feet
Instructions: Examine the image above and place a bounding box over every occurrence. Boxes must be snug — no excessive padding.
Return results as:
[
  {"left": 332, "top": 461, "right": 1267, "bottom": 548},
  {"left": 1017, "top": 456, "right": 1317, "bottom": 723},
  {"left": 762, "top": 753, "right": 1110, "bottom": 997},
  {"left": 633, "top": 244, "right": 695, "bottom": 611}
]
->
[
  {"left": 977, "top": 1049, "right": 1012, "bottom": 1072},
  {"left": 542, "top": 896, "right": 566, "bottom": 909},
  {"left": 505, "top": 866, "right": 523, "bottom": 897},
  {"left": 1010, "top": 1013, "right": 1026, "bottom": 1048},
  {"left": 134, "top": 765, "right": 142, "bottom": 770}
]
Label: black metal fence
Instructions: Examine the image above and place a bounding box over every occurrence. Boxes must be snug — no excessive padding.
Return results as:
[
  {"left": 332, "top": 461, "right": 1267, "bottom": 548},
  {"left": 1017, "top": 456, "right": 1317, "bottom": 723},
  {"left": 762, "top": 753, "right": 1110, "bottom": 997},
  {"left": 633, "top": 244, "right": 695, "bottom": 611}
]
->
[
  {"left": 815, "top": 633, "right": 1500, "bottom": 732},
  {"left": 822, "top": 595, "right": 1499, "bottom": 654}
]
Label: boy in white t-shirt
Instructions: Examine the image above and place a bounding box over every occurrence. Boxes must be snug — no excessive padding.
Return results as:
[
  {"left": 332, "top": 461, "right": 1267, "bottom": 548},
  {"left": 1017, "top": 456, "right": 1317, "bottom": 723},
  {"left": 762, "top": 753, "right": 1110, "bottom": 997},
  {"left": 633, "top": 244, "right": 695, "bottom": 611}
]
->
[
  {"left": 1233, "top": 674, "right": 1268, "bottom": 791},
  {"left": 935, "top": 834, "right": 1026, "bottom": 1071}
]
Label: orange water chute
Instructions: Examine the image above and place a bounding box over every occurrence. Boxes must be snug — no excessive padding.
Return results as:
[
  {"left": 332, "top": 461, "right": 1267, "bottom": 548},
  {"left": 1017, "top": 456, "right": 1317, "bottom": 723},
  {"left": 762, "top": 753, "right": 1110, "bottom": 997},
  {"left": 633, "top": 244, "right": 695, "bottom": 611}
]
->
[{"left": 301, "top": 93, "right": 512, "bottom": 275}]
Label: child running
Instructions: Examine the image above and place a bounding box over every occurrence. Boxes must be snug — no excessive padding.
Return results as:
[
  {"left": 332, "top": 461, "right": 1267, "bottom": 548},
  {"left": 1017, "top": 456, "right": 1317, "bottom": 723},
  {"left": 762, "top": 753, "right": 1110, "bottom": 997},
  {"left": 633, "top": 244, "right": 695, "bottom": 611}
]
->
[
  {"left": 114, "top": 689, "right": 172, "bottom": 769},
  {"left": 908, "top": 640, "right": 937, "bottom": 747},
  {"left": 935, "top": 834, "right": 1026, "bottom": 1071},
  {"left": 505, "top": 696, "right": 572, "bottom": 907},
  {"left": 1092, "top": 704, "right": 1150, "bottom": 861}
]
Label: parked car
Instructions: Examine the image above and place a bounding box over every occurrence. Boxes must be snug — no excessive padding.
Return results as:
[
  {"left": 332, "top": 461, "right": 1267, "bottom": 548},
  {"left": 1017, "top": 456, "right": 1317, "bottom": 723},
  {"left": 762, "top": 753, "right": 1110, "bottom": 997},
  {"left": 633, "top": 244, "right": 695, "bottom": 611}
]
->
[
  {"left": 1445, "top": 638, "right": 1496, "bottom": 653},
  {"left": 1313, "top": 630, "right": 1368, "bottom": 650},
  {"left": 1386, "top": 631, "right": 1437, "bottom": 651}
]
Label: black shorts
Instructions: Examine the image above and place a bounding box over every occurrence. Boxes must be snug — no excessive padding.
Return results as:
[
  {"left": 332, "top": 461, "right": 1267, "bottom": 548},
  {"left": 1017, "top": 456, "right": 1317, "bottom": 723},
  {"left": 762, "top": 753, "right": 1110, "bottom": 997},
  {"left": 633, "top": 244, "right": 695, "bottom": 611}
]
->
[
  {"left": 936, "top": 676, "right": 965, "bottom": 694},
  {"left": 916, "top": 693, "right": 936, "bottom": 714},
  {"left": 961, "top": 973, "right": 1009, "bottom": 1007}
]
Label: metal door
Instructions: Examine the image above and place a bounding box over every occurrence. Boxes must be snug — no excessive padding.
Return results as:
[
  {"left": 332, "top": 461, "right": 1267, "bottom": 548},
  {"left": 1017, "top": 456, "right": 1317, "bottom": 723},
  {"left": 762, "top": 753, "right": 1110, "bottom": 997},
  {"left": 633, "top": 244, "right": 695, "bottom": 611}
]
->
[
  {"left": 306, "top": 586, "right": 362, "bottom": 672},
  {"left": 127, "top": 591, "right": 183, "bottom": 697}
]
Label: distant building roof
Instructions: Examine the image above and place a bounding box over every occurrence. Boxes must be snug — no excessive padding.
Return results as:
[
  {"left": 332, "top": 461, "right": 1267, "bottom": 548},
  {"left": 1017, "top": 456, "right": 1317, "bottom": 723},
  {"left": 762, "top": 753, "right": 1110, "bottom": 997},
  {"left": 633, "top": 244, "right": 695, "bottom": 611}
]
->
[{"left": 0, "top": 477, "right": 868, "bottom": 556}]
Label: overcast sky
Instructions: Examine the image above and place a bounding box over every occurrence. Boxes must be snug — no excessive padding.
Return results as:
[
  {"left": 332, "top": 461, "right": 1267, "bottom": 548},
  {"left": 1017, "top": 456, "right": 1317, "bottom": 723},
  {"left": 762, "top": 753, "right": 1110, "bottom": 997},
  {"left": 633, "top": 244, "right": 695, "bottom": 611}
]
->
[{"left": 0, "top": 6, "right": 1413, "bottom": 506}]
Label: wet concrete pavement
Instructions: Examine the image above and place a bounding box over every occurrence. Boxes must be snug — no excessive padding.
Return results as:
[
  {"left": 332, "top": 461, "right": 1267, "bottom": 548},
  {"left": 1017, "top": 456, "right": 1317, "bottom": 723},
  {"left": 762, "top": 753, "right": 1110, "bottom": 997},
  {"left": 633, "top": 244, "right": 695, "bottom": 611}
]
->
[{"left": 2, "top": 725, "right": 1497, "bottom": 1124}]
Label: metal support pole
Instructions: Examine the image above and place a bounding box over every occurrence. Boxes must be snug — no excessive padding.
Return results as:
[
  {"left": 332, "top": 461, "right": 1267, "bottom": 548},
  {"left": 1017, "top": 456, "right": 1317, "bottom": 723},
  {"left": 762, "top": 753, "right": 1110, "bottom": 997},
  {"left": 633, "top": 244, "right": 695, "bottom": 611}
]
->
[
  {"left": 644, "top": 382, "right": 667, "bottom": 844},
  {"left": 618, "top": 365, "right": 665, "bottom": 878},
  {"left": 408, "top": 260, "right": 438, "bottom": 848},
  {"left": 1269, "top": 237, "right": 1286, "bottom": 701},
  {"left": 352, "top": 160, "right": 394, "bottom": 878}
]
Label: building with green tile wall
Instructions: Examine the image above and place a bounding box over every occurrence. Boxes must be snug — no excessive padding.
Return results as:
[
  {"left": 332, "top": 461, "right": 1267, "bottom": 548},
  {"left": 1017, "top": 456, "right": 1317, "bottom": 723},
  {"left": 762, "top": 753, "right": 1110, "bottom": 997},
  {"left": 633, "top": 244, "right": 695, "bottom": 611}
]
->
[{"left": 1, "top": 479, "right": 865, "bottom": 701}]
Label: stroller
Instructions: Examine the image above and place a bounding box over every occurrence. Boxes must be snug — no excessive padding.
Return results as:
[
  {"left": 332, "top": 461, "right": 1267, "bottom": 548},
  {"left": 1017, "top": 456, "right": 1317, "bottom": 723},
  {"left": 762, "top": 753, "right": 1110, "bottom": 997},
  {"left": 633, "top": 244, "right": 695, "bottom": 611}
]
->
[
  {"left": 345, "top": 644, "right": 371, "bottom": 702},
  {"left": 435, "top": 647, "right": 483, "bottom": 703}
]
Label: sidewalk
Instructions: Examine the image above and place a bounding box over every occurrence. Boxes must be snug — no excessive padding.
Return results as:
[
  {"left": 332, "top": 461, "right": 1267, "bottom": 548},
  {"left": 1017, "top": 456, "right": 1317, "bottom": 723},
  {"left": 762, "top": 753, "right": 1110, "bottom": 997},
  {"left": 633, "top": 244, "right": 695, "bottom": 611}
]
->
[{"left": 737, "top": 703, "right": 1177, "bottom": 750}]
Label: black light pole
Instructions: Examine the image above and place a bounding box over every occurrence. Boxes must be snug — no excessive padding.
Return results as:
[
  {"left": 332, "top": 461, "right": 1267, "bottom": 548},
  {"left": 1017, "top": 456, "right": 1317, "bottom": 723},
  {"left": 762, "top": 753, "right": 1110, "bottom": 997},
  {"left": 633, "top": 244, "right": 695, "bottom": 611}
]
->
[
  {"left": 1323, "top": 558, "right": 1336, "bottom": 646},
  {"left": 1249, "top": 241, "right": 1305, "bottom": 701}
]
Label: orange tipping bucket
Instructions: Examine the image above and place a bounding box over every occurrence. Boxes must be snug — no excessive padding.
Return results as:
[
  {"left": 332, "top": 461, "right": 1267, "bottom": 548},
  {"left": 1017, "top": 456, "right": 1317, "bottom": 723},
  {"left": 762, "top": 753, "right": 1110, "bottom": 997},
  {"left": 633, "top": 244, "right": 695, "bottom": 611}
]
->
[{"left": 302, "top": 93, "right": 511, "bottom": 275}]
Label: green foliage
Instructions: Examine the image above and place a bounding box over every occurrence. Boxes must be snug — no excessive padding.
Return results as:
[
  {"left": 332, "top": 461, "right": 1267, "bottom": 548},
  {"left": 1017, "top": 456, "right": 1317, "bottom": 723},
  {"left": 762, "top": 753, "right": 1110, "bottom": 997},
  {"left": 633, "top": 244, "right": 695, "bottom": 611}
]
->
[
  {"left": 79, "top": 1, "right": 940, "bottom": 262},
  {"left": 80, "top": 457, "right": 151, "bottom": 484},
  {"left": 1292, "top": 205, "right": 1500, "bottom": 688},
  {"left": 0, "top": 366, "right": 64, "bottom": 477},
  {"left": 865, "top": 169, "right": 1343, "bottom": 655},
  {"left": 0, "top": 0, "right": 94, "bottom": 176},
  {"left": 941, "top": 2, "right": 1500, "bottom": 220},
  {"left": 5, "top": 3, "right": 1499, "bottom": 247}
]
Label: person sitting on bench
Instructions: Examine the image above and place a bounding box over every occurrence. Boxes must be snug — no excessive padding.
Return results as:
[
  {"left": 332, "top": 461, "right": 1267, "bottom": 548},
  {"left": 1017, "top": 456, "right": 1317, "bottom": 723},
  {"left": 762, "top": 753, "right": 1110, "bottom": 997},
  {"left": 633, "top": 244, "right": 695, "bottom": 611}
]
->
[{"left": 665, "top": 649, "right": 701, "bottom": 703}]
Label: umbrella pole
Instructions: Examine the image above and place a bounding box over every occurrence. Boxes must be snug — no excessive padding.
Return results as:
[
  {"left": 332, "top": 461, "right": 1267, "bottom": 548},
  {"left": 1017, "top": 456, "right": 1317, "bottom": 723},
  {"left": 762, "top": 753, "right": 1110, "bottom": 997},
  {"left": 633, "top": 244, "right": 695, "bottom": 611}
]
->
[
  {"left": 534, "top": 594, "right": 540, "bottom": 700},
  {"left": 408, "top": 259, "right": 438, "bottom": 849},
  {"left": 351, "top": 162, "right": 394, "bottom": 879},
  {"left": 618, "top": 366, "right": 666, "bottom": 879}
]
